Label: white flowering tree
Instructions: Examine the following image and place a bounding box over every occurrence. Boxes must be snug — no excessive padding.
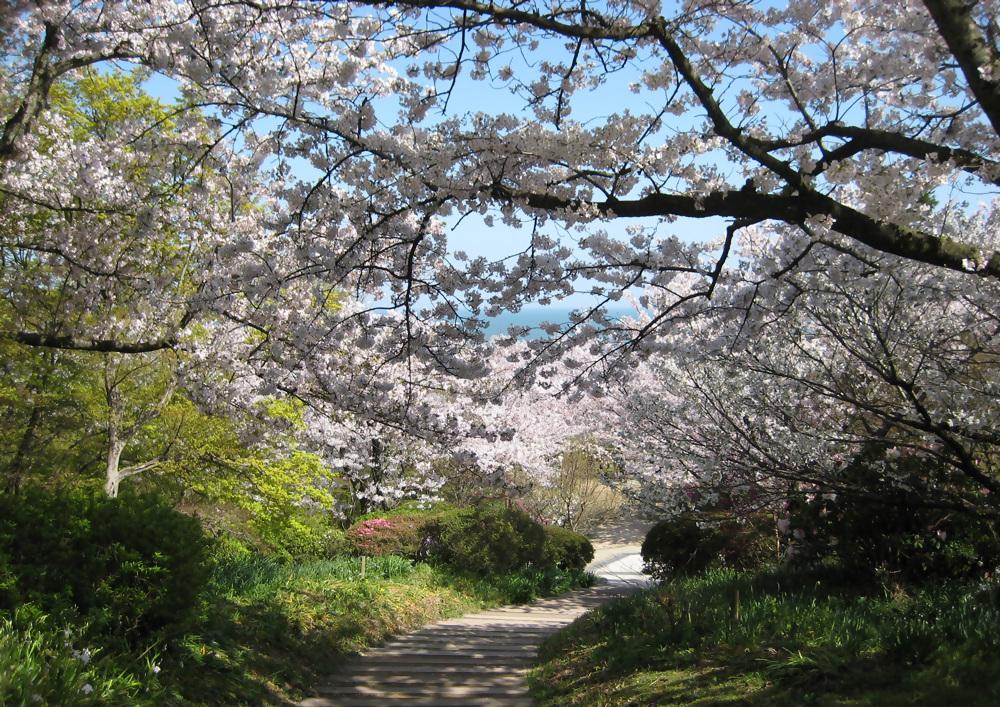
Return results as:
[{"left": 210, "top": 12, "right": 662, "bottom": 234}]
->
[
  {"left": 605, "top": 227, "right": 1000, "bottom": 523},
  {"left": 0, "top": 1, "right": 998, "bottom": 517},
  {"left": 2, "top": 1, "right": 996, "bottom": 356}
]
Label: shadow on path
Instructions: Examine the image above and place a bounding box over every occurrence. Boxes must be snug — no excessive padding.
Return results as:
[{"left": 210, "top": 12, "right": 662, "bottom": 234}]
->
[{"left": 299, "top": 518, "right": 655, "bottom": 706}]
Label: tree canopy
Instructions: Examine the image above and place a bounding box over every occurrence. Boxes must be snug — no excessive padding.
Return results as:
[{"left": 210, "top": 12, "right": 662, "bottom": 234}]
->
[{"left": 0, "top": 1, "right": 997, "bottom": 524}]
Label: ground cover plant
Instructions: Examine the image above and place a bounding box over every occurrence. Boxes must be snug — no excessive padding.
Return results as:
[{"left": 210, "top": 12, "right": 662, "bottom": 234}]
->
[{"left": 530, "top": 566, "right": 1000, "bottom": 706}]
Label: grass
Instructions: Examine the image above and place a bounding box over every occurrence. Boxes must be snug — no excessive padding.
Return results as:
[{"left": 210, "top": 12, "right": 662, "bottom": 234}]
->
[
  {"left": 0, "top": 608, "right": 161, "bottom": 706},
  {"left": 0, "top": 555, "right": 594, "bottom": 705},
  {"left": 529, "top": 566, "right": 1000, "bottom": 706}
]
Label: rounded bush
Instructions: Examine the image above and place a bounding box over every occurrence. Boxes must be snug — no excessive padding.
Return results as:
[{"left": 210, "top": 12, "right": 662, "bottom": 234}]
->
[
  {"left": 542, "top": 525, "right": 595, "bottom": 571},
  {"left": 432, "top": 502, "right": 546, "bottom": 575},
  {"left": 787, "top": 462, "right": 1000, "bottom": 582},
  {"left": 0, "top": 487, "right": 210, "bottom": 644},
  {"left": 641, "top": 513, "right": 771, "bottom": 580},
  {"left": 641, "top": 515, "right": 718, "bottom": 580}
]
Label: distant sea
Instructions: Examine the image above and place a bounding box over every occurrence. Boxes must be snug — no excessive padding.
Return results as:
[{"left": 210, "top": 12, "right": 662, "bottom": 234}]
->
[{"left": 485, "top": 305, "right": 635, "bottom": 337}]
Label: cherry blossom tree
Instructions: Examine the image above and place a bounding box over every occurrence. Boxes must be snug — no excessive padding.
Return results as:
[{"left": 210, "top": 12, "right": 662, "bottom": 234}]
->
[
  {"left": 604, "top": 225, "right": 1000, "bottom": 522},
  {"left": 2, "top": 1, "right": 996, "bottom": 364},
  {"left": 0, "top": 0, "right": 998, "bottom": 513}
]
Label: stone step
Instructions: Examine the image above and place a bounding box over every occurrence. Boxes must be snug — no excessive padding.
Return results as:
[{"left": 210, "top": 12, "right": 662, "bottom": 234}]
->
[
  {"left": 302, "top": 697, "right": 533, "bottom": 707},
  {"left": 376, "top": 641, "right": 538, "bottom": 652},
  {"left": 300, "top": 555, "right": 651, "bottom": 706},
  {"left": 360, "top": 648, "right": 538, "bottom": 660},
  {"left": 432, "top": 618, "right": 569, "bottom": 628},
  {"left": 386, "top": 625, "right": 551, "bottom": 635},
  {"left": 334, "top": 663, "right": 527, "bottom": 675},
  {"left": 320, "top": 673, "right": 526, "bottom": 688},
  {"left": 381, "top": 632, "right": 543, "bottom": 643},
  {"left": 340, "top": 653, "right": 536, "bottom": 667},
  {"left": 317, "top": 685, "right": 530, "bottom": 697}
]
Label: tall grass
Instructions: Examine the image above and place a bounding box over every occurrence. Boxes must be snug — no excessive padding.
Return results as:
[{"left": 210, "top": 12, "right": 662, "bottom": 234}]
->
[
  {"left": 208, "top": 554, "right": 415, "bottom": 598},
  {"left": 0, "top": 608, "right": 161, "bottom": 706},
  {"left": 611, "top": 567, "right": 1000, "bottom": 661},
  {"left": 534, "top": 567, "right": 1000, "bottom": 705}
]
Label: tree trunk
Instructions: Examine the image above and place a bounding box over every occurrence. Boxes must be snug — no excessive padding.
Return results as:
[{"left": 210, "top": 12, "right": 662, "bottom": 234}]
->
[
  {"left": 5, "top": 403, "right": 41, "bottom": 494},
  {"left": 104, "top": 436, "right": 125, "bottom": 498}
]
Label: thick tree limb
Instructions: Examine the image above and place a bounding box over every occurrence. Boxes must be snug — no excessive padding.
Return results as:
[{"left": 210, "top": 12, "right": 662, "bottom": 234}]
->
[
  {"left": 810, "top": 125, "right": 1000, "bottom": 184},
  {"left": 4, "top": 331, "right": 178, "bottom": 353},
  {"left": 492, "top": 185, "right": 1000, "bottom": 278},
  {"left": 0, "top": 23, "right": 60, "bottom": 160},
  {"left": 922, "top": 0, "right": 1000, "bottom": 136}
]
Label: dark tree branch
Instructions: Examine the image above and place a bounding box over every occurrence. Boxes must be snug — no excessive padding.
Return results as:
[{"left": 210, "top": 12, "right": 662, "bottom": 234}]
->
[
  {"left": 3, "top": 332, "right": 178, "bottom": 353},
  {"left": 922, "top": 0, "right": 1000, "bottom": 136},
  {"left": 491, "top": 184, "right": 1000, "bottom": 278}
]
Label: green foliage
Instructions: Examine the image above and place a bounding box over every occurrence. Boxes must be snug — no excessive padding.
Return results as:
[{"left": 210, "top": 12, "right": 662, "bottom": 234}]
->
[
  {"left": 0, "top": 487, "right": 209, "bottom": 645},
  {"left": 426, "top": 563, "right": 596, "bottom": 606},
  {"left": 542, "top": 525, "right": 595, "bottom": 571},
  {"left": 432, "top": 501, "right": 547, "bottom": 575},
  {"left": 532, "top": 567, "right": 1000, "bottom": 706},
  {"left": 641, "top": 515, "right": 720, "bottom": 578},
  {"left": 355, "top": 499, "right": 457, "bottom": 521},
  {"left": 641, "top": 513, "right": 772, "bottom": 580},
  {"left": 0, "top": 344, "right": 104, "bottom": 493},
  {"left": 0, "top": 608, "right": 162, "bottom": 706},
  {"left": 485, "top": 567, "right": 597, "bottom": 604},
  {"left": 208, "top": 555, "right": 416, "bottom": 599},
  {"left": 787, "top": 454, "right": 1000, "bottom": 582},
  {"left": 161, "top": 397, "right": 344, "bottom": 559}
]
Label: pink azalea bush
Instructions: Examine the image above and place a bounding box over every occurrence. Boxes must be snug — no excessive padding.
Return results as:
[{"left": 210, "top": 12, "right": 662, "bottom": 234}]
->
[{"left": 346, "top": 516, "right": 433, "bottom": 558}]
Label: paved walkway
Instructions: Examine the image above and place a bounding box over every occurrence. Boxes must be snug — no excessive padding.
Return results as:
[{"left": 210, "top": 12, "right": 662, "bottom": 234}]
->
[{"left": 301, "top": 519, "right": 653, "bottom": 706}]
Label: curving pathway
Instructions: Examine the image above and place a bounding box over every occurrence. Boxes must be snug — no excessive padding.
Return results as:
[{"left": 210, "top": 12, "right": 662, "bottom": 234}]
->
[{"left": 300, "top": 518, "right": 652, "bottom": 707}]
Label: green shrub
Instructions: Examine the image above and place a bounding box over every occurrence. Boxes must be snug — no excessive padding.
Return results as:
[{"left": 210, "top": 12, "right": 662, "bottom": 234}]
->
[
  {"left": 787, "top": 453, "right": 1000, "bottom": 582},
  {"left": 641, "top": 515, "right": 716, "bottom": 579},
  {"left": 432, "top": 501, "right": 546, "bottom": 575},
  {"left": 251, "top": 506, "right": 348, "bottom": 560},
  {"left": 323, "top": 527, "right": 352, "bottom": 557},
  {"left": 641, "top": 513, "right": 773, "bottom": 580},
  {"left": 542, "top": 525, "right": 595, "bottom": 571},
  {"left": 492, "top": 566, "right": 597, "bottom": 603},
  {"left": 0, "top": 487, "right": 210, "bottom": 645},
  {"left": 355, "top": 500, "right": 456, "bottom": 521}
]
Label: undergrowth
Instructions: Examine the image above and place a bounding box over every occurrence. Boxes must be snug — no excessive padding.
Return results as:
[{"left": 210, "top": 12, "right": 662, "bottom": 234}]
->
[
  {"left": 530, "top": 566, "right": 1000, "bottom": 706},
  {"left": 1, "top": 555, "right": 593, "bottom": 705}
]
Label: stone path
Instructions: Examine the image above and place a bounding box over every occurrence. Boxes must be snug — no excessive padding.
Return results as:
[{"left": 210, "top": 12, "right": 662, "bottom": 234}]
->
[{"left": 301, "top": 519, "right": 652, "bottom": 707}]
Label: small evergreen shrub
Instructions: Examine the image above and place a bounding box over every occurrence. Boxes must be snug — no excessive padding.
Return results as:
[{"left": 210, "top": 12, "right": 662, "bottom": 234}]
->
[
  {"left": 0, "top": 487, "right": 210, "bottom": 645},
  {"left": 432, "top": 502, "right": 546, "bottom": 574},
  {"left": 641, "top": 515, "right": 718, "bottom": 579},
  {"left": 542, "top": 525, "right": 595, "bottom": 571},
  {"left": 641, "top": 513, "right": 773, "bottom": 580}
]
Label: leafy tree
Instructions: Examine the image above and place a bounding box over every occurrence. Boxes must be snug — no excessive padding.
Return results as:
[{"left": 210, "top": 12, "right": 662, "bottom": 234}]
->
[{"left": 525, "top": 444, "right": 624, "bottom": 532}]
